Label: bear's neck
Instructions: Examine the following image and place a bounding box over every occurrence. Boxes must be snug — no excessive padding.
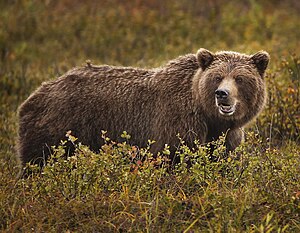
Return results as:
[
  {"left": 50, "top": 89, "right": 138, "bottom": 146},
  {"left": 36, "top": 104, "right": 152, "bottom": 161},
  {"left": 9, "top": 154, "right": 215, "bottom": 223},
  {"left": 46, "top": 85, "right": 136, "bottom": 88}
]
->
[{"left": 205, "top": 117, "right": 236, "bottom": 140}]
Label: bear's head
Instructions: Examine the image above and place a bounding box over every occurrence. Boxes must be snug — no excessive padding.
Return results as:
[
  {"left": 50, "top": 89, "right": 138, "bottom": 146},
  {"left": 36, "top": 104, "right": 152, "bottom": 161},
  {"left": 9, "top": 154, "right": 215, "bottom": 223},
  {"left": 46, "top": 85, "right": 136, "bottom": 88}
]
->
[{"left": 195, "top": 48, "right": 269, "bottom": 125}]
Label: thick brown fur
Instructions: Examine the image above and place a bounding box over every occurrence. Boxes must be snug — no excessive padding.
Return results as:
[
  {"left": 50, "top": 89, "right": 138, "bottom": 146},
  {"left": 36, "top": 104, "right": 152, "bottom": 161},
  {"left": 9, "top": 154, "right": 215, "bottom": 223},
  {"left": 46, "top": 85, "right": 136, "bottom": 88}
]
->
[{"left": 17, "top": 48, "right": 269, "bottom": 170}]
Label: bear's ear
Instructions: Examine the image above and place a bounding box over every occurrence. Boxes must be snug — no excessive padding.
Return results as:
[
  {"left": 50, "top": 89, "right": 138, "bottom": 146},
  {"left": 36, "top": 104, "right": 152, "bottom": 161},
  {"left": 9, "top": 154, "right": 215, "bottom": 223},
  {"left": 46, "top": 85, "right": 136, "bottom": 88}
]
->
[
  {"left": 196, "top": 48, "right": 214, "bottom": 70},
  {"left": 251, "top": 51, "right": 270, "bottom": 77}
]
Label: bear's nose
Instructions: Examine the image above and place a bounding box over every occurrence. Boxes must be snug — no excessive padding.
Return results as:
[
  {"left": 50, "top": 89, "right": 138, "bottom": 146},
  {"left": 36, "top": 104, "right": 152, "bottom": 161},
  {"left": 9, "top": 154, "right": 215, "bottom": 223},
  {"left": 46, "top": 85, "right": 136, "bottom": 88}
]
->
[{"left": 215, "top": 89, "right": 229, "bottom": 99}]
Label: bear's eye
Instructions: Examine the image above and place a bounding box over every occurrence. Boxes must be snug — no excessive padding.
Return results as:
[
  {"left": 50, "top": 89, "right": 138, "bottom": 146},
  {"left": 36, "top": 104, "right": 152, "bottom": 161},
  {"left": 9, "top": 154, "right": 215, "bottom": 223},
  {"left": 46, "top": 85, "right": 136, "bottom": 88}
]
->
[
  {"left": 235, "top": 76, "right": 244, "bottom": 83},
  {"left": 215, "top": 75, "right": 222, "bottom": 82}
]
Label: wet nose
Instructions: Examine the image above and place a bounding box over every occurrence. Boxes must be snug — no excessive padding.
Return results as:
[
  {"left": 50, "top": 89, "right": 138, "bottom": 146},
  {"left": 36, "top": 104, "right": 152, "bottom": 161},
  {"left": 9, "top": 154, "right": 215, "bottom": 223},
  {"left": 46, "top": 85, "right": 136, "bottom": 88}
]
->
[{"left": 215, "top": 89, "right": 229, "bottom": 99}]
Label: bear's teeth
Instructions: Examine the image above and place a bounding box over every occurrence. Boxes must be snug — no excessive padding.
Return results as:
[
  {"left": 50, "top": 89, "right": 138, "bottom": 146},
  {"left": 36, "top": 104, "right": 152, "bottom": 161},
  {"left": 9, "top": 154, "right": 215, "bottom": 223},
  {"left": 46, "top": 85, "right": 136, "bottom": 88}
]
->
[
  {"left": 221, "top": 105, "right": 231, "bottom": 111},
  {"left": 219, "top": 104, "right": 236, "bottom": 115},
  {"left": 220, "top": 105, "right": 232, "bottom": 112}
]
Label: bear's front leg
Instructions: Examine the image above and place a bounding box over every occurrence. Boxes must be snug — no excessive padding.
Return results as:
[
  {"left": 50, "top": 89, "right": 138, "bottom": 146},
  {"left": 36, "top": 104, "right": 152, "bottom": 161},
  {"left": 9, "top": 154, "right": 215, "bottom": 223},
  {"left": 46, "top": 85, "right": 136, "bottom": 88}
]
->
[{"left": 225, "top": 128, "right": 244, "bottom": 152}]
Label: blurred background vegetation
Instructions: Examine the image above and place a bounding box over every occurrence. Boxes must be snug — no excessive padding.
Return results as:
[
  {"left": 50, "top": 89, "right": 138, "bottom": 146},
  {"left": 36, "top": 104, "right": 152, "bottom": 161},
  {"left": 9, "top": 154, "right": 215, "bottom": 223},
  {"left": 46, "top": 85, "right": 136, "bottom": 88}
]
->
[{"left": 0, "top": 0, "right": 299, "bottom": 232}]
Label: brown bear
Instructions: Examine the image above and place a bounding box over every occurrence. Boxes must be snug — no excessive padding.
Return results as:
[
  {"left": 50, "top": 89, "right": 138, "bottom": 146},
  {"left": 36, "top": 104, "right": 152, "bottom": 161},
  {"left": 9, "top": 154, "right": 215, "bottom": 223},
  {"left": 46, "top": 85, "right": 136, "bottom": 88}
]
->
[{"left": 17, "top": 48, "right": 269, "bottom": 172}]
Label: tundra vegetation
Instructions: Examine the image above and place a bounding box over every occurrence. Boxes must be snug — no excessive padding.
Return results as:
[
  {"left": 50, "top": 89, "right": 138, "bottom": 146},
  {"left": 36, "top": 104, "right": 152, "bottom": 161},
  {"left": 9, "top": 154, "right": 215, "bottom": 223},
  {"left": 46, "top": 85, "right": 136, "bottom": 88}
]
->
[{"left": 0, "top": 0, "right": 299, "bottom": 232}]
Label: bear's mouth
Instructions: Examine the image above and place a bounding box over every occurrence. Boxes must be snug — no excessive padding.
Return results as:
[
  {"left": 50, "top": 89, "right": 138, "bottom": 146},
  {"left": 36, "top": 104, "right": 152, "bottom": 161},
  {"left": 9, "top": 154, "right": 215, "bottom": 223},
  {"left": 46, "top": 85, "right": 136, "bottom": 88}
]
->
[{"left": 217, "top": 103, "right": 236, "bottom": 116}]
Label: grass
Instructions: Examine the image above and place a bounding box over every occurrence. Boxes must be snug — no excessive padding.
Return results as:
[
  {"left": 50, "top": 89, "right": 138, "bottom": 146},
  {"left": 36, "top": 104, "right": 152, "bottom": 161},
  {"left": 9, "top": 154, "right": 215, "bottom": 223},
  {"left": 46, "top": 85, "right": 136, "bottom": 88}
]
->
[{"left": 0, "top": 0, "right": 300, "bottom": 232}]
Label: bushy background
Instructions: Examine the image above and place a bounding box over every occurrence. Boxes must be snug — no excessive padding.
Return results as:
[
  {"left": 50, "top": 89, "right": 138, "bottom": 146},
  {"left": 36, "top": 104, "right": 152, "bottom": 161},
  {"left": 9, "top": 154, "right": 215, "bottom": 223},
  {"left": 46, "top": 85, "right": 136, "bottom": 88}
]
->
[{"left": 0, "top": 0, "right": 299, "bottom": 232}]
